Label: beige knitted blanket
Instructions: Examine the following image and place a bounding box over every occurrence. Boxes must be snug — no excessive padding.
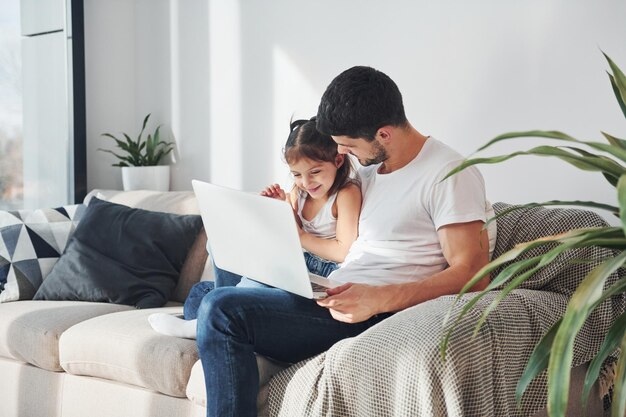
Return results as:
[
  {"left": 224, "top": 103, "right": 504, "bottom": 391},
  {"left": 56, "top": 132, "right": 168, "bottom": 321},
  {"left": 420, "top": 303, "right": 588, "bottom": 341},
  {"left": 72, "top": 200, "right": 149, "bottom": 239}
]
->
[{"left": 268, "top": 203, "right": 624, "bottom": 416}]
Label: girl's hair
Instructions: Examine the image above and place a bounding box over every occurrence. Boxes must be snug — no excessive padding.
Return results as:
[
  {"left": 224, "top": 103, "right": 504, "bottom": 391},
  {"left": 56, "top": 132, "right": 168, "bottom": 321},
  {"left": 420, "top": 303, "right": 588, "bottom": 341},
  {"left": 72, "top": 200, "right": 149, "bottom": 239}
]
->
[{"left": 284, "top": 116, "right": 354, "bottom": 197}]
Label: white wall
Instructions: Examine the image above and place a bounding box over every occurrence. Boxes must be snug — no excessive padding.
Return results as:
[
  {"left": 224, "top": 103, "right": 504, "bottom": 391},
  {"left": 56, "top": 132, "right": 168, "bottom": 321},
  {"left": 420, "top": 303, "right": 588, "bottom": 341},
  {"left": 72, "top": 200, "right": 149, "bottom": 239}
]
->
[{"left": 84, "top": 0, "right": 626, "bottom": 222}]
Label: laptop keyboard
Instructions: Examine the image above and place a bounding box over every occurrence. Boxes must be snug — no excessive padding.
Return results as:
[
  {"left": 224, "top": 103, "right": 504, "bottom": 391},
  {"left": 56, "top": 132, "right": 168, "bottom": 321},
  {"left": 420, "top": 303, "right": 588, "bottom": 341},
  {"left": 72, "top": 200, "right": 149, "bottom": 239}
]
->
[{"left": 311, "top": 281, "right": 328, "bottom": 292}]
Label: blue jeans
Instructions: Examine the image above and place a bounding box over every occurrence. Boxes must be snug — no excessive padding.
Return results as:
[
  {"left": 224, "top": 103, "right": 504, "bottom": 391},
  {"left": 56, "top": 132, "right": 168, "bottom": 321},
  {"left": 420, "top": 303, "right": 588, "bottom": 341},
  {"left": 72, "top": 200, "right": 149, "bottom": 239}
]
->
[
  {"left": 196, "top": 283, "right": 391, "bottom": 417},
  {"left": 304, "top": 251, "right": 338, "bottom": 277},
  {"left": 183, "top": 269, "right": 268, "bottom": 320},
  {"left": 184, "top": 253, "right": 338, "bottom": 320}
]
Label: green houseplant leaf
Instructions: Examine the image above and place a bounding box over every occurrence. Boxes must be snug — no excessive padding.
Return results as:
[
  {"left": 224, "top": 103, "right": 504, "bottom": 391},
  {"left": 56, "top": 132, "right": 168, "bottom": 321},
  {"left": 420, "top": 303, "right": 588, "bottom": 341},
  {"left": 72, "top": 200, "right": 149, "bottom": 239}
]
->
[
  {"left": 516, "top": 319, "right": 562, "bottom": 405},
  {"left": 441, "top": 227, "right": 624, "bottom": 359},
  {"left": 613, "top": 331, "right": 626, "bottom": 417},
  {"left": 443, "top": 144, "right": 625, "bottom": 188},
  {"left": 99, "top": 114, "right": 175, "bottom": 167},
  {"left": 582, "top": 309, "right": 626, "bottom": 411},
  {"left": 603, "top": 52, "right": 626, "bottom": 117},
  {"left": 546, "top": 251, "right": 626, "bottom": 416},
  {"left": 442, "top": 51, "right": 626, "bottom": 417}
]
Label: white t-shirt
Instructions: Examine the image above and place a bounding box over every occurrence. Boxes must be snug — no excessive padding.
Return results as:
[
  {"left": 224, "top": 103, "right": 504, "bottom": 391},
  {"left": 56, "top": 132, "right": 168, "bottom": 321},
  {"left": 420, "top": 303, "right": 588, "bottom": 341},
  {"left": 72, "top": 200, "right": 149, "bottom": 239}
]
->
[
  {"left": 329, "top": 137, "right": 497, "bottom": 285},
  {"left": 296, "top": 188, "right": 338, "bottom": 239}
]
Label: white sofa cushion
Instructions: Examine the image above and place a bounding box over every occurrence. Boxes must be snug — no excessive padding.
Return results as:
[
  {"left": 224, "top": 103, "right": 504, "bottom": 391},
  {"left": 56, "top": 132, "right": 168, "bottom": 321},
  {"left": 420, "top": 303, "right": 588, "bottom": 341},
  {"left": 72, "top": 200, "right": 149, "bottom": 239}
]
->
[
  {"left": 61, "top": 373, "right": 205, "bottom": 417},
  {"left": 59, "top": 306, "right": 198, "bottom": 397},
  {"left": 85, "top": 190, "right": 199, "bottom": 215},
  {"left": 0, "top": 300, "right": 132, "bottom": 371},
  {"left": 0, "top": 357, "right": 65, "bottom": 417}
]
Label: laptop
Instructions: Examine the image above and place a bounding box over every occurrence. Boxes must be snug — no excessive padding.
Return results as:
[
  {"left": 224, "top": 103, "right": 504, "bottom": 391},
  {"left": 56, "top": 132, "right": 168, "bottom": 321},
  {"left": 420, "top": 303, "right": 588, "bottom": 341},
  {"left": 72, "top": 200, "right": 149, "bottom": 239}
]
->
[{"left": 191, "top": 179, "right": 343, "bottom": 299}]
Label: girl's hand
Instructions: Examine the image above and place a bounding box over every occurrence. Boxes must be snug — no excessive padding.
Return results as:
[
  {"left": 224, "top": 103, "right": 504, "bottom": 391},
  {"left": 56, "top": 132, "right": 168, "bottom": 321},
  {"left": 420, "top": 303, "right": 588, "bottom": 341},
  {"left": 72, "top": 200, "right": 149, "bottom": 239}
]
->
[{"left": 260, "top": 183, "right": 287, "bottom": 201}]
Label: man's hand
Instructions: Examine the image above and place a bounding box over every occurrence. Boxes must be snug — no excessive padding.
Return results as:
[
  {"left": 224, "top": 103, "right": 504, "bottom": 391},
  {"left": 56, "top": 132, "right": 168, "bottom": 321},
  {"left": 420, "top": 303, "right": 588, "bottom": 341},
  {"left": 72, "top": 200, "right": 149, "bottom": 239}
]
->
[
  {"left": 316, "top": 282, "right": 385, "bottom": 323},
  {"left": 316, "top": 221, "right": 490, "bottom": 324},
  {"left": 260, "top": 183, "right": 287, "bottom": 201}
]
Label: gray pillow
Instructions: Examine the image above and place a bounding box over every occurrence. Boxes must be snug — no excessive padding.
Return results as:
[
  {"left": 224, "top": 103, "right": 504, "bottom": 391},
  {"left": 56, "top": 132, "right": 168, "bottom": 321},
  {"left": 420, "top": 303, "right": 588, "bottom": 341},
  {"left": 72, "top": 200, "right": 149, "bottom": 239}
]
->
[{"left": 33, "top": 197, "right": 203, "bottom": 308}]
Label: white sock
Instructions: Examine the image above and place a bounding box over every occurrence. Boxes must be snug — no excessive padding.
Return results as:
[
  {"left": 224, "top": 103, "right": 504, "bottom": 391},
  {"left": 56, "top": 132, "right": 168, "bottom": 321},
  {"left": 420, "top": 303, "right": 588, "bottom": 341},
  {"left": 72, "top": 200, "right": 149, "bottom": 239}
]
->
[{"left": 148, "top": 313, "right": 197, "bottom": 339}]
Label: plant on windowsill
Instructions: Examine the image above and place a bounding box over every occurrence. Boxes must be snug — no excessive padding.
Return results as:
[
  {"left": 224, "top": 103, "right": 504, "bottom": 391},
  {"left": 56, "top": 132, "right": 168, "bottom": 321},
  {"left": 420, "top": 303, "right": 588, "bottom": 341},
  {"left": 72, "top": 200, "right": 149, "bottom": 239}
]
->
[
  {"left": 99, "top": 113, "right": 175, "bottom": 191},
  {"left": 442, "top": 52, "right": 626, "bottom": 417}
]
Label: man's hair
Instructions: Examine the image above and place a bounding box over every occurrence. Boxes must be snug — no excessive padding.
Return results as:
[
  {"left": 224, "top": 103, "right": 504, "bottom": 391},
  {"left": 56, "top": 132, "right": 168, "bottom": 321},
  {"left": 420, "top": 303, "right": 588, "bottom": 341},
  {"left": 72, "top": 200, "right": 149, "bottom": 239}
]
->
[{"left": 316, "top": 66, "right": 408, "bottom": 141}]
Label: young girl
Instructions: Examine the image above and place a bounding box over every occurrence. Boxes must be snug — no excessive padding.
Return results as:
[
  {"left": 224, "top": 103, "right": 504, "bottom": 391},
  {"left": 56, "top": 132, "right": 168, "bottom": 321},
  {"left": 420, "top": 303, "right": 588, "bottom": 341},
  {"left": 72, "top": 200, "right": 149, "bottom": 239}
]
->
[
  {"left": 149, "top": 117, "right": 361, "bottom": 339},
  {"left": 261, "top": 117, "right": 361, "bottom": 276}
]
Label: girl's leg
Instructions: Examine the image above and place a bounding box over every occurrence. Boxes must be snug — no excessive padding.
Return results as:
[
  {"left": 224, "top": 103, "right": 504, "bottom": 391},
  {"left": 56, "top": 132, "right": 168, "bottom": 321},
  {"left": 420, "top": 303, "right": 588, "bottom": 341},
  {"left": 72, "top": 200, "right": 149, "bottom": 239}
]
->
[
  {"left": 148, "top": 280, "right": 214, "bottom": 339},
  {"left": 150, "top": 263, "right": 248, "bottom": 339},
  {"left": 148, "top": 314, "right": 197, "bottom": 339},
  {"left": 214, "top": 264, "right": 243, "bottom": 288},
  {"left": 184, "top": 281, "right": 215, "bottom": 319},
  {"left": 304, "top": 251, "right": 339, "bottom": 278},
  {"left": 186, "top": 262, "right": 245, "bottom": 320},
  {"left": 236, "top": 276, "right": 272, "bottom": 288}
]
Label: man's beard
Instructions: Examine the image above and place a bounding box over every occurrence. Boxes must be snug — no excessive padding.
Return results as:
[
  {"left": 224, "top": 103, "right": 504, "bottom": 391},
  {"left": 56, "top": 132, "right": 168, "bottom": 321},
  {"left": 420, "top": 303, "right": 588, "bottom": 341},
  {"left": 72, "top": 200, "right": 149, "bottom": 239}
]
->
[{"left": 359, "top": 140, "right": 388, "bottom": 166}]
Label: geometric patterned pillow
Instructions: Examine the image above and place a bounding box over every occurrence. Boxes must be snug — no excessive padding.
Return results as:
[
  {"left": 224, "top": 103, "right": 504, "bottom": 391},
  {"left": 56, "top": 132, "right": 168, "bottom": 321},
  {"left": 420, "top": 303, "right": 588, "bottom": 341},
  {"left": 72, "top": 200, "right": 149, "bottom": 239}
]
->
[{"left": 0, "top": 204, "right": 86, "bottom": 302}]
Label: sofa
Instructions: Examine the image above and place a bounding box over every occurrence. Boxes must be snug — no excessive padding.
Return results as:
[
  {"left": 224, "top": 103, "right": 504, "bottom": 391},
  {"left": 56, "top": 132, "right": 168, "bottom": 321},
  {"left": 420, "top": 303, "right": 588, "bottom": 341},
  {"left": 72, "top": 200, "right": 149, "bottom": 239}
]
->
[{"left": 0, "top": 190, "right": 622, "bottom": 417}]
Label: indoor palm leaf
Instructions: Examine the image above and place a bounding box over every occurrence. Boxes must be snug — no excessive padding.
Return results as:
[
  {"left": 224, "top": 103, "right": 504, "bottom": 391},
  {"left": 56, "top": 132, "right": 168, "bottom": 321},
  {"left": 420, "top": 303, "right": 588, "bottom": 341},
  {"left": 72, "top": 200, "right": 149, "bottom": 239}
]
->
[
  {"left": 99, "top": 113, "right": 174, "bottom": 167},
  {"left": 442, "top": 52, "right": 626, "bottom": 417}
]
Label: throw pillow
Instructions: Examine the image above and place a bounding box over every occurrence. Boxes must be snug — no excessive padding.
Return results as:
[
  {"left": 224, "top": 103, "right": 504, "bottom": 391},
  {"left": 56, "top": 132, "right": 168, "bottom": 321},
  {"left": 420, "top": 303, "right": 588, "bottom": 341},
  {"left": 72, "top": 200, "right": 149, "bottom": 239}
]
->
[
  {"left": 0, "top": 204, "right": 86, "bottom": 302},
  {"left": 33, "top": 197, "right": 203, "bottom": 308}
]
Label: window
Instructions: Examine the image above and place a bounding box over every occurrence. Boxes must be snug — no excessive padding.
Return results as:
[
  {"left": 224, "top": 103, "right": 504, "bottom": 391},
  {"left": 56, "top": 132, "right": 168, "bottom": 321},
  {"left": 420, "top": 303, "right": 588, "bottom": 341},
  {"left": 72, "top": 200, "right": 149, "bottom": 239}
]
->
[{"left": 0, "top": 0, "right": 23, "bottom": 210}]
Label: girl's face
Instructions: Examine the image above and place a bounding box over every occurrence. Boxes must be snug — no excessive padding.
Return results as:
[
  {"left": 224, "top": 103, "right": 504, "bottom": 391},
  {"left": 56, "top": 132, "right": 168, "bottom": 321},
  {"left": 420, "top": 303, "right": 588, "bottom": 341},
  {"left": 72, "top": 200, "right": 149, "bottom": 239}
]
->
[{"left": 289, "top": 156, "right": 342, "bottom": 200}]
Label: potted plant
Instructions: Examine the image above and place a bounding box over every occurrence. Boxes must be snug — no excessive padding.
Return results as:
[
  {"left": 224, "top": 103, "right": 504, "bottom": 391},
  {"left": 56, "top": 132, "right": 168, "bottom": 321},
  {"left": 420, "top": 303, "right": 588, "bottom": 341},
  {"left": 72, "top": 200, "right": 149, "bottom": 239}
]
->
[
  {"left": 443, "top": 52, "right": 626, "bottom": 417},
  {"left": 99, "top": 113, "right": 175, "bottom": 191}
]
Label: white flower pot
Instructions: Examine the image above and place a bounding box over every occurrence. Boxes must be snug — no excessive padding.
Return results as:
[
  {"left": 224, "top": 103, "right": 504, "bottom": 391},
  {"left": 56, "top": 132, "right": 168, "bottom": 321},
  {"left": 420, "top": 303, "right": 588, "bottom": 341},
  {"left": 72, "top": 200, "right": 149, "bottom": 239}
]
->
[{"left": 121, "top": 166, "right": 170, "bottom": 191}]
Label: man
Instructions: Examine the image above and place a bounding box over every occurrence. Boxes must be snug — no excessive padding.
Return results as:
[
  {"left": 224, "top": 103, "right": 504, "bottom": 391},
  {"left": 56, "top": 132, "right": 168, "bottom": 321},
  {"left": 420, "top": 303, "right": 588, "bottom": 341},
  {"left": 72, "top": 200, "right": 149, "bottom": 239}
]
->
[{"left": 196, "top": 66, "right": 495, "bottom": 417}]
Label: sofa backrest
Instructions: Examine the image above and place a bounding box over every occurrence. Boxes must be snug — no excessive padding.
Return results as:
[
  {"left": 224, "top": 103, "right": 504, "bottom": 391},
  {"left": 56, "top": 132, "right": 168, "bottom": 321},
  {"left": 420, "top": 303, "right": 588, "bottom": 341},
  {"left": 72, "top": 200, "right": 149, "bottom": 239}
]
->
[
  {"left": 84, "top": 189, "right": 211, "bottom": 303},
  {"left": 491, "top": 202, "right": 625, "bottom": 316},
  {"left": 85, "top": 189, "right": 200, "bottom": 214}
]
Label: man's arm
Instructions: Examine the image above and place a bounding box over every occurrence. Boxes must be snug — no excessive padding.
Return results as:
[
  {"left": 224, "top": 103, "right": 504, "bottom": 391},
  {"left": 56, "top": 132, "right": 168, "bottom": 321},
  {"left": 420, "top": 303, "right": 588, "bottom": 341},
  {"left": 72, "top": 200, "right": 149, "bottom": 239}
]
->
[{"left": 316, "top": 220, "right": 490, "bottom": 323}]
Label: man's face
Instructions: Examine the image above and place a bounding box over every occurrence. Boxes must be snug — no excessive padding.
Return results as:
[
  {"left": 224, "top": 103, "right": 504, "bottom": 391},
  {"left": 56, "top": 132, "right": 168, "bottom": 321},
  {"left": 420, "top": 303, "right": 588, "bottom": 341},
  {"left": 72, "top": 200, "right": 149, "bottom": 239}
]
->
[{"left": 331, "top": 135, "right": 388, "bottom": 166}]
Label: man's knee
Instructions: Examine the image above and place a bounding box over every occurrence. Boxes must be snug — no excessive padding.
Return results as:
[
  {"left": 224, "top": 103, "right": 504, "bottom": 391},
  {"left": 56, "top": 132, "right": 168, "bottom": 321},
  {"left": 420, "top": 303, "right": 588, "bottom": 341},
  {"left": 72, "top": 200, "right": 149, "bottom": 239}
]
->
[{"left": 196, "top": 288, "right": 245, "bottom": 341}]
